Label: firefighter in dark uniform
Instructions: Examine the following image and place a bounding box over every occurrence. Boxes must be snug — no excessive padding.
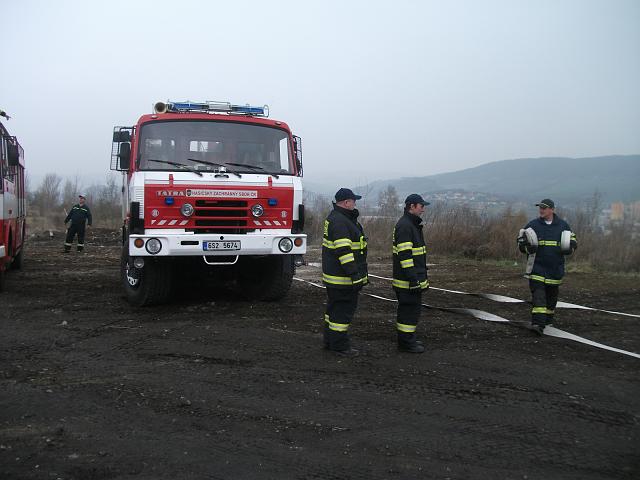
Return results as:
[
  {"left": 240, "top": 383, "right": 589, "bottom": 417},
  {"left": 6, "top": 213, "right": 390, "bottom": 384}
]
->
[
  {"left": 392, "top": 194, "right": 430, "bottom": 353},
  {"left": 518, "top": 199, "right": 577, "bottom": 334},
  {"left": 64, "top": 194, "right": 92, "bottom": 253},
  {"left": 322, "top": 188, "right": 368, "bottom": 357}
]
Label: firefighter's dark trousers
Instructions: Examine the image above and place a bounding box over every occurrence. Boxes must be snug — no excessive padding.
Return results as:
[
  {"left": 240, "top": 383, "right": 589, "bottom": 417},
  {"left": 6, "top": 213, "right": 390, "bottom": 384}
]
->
[
  {"left": 529, "top": 280, "right": 559, "bottom": 326},
  {"left": 65, "top": 224, "right": 86, "bottom": 252},
  {"left": 324, "top": 287, "right": 359, "bottom": 351},
  {"left": 395, "top": 289, "right": 423, "bottom": 346}
]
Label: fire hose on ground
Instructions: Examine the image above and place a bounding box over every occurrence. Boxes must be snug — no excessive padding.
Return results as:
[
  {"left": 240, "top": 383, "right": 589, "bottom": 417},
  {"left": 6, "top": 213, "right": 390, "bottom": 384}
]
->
[{"left": 294, "top": 266, "right": 640, "bottom": 359}]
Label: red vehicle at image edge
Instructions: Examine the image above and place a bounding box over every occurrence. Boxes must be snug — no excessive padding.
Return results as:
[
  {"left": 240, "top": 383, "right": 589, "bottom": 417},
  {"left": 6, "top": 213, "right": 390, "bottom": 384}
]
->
[
  {"left": 0, "top": 117, "right": 26, "bottom": 291},
  {"left": 111, "top": 101, "right": 307, "bottom": 306}
]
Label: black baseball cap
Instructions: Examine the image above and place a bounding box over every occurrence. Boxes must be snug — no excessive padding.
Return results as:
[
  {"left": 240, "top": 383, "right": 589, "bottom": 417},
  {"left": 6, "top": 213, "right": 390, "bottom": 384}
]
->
[
  {"left": 536, "top": 199, "right": 555, "bottom": 209},
  {"left": 335, "top": 188, "right": 362, "bottom": 202},
  {"left": 405, "top": 193, "right": 430, "bottom": 206}
]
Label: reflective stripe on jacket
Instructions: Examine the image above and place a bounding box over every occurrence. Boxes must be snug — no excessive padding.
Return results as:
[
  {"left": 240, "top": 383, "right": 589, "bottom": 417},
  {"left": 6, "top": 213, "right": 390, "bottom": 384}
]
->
[
  {"left": 392, "top": 212, "right": 428, "bottom": 290},
  {"left": 321, "top": 204, "right": 368, "bottom": 289},
  {"left": 523, "top": 214, "right": 575, "bottom": 283}
]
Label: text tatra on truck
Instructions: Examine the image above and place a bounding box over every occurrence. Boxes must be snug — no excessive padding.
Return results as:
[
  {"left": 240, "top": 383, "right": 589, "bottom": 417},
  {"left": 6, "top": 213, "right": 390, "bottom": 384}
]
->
[
  {"left": 0, "top": 113, "right": 26, "bottom": 292},
  {"left": 111, "top": 100, "right": 306, "bottom": 306}
]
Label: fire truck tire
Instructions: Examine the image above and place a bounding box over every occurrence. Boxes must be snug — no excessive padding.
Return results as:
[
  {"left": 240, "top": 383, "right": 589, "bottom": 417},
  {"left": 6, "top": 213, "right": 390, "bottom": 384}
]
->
[
  {"left": 12, "top": 247, "right": 24, "bottom": 270},
  {"left": 121, "top": 247, "right": 173, "bottom": 306},
  {"left": 240, "top": 255, "right": 294, "bottom": 301},
  {"left": 0, "top": 266, "right": 5, "bottom": 292}
]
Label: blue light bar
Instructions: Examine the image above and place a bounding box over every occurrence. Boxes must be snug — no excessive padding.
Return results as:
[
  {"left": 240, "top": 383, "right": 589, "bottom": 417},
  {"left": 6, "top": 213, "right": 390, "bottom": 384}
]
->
[
  {"left": 172, "top": 102, "right": 229, "bottom": 112},
  {"left": 231, "top": 105, "right": 267, "bottom": 115},
  {"left": 157, "top": 100, "right": 269, "bottom": 117}
]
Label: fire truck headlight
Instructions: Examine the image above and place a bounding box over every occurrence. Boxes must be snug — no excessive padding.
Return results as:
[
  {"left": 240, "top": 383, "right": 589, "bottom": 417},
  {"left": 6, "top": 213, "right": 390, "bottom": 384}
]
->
[
  {"left": 278, "top": 237, "right": 293, "bottom": 253},
  {"left": 251, "top": 204, "right": 265, "bottom": 217},
  {"left": 180, "top": 203, "right": 194, "bottom": 217},
  {"left": 145, "top": 238, "right": 162, "bottom": 255}
]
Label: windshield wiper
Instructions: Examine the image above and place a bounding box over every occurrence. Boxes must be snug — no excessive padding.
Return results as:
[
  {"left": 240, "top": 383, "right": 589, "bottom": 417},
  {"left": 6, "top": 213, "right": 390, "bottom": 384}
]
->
[
  {"left": 147, "top": 159, "right": 203, "bottom": 177},
  {"left": 224, "top": 162, "right": 279, "bottom": 178},
  {"left": 186, "top": 159, "right": 241, "bottom": 178},
  {"left": 187, "top": 158, "right": 224, "bottom": 167}
]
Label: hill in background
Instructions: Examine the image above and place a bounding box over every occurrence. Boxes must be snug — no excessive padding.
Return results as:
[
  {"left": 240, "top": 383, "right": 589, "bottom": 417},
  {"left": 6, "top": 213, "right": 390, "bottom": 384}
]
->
[{"left": 349, "top": 155, "right": 640, "bottom": 207}]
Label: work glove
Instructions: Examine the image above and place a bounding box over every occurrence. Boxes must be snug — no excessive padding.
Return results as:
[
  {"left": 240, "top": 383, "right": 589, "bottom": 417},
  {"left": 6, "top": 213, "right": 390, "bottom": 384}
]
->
[
  {"left": 421, "top": 280, "right": 430, "bottom": 291},
  {"left": 517, "top": 235, "right": 528, "bottom": 254},
  {"left": 409, "top": 279, "right": 421, "bottom": 290}
]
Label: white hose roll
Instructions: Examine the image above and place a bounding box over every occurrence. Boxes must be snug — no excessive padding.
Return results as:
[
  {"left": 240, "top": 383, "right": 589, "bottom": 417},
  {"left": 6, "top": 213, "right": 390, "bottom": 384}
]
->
[
  {"left": 560, "top": 230, "right": 572, "bottom": 254},
  {"left": 524, "top": 227, "right": 538, "bottom": 248}
]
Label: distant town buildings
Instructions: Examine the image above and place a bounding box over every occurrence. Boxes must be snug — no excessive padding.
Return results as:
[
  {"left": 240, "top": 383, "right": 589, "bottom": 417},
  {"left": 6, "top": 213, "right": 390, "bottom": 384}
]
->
[{"left": 605, "top": 201, "right": 640, "bottom": 222}]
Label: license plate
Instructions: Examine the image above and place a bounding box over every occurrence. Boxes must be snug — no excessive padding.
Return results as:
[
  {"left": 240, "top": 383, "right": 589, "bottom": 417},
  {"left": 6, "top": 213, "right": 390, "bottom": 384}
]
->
[{"left": 203, "top": 240, "right": 241, "bottom": 251}]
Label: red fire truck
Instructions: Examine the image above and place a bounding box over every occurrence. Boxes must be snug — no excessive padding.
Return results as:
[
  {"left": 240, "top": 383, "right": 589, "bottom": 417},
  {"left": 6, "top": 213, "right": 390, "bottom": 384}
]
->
[
  {"left": 111, "top": 100, "right": 306, "bottom": 306},
  {"left": 0, "top": 115, "right": 26, "bottom": 291}
]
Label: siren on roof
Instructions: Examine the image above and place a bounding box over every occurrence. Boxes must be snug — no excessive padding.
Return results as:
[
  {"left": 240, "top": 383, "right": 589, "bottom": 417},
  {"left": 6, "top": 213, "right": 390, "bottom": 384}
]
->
[{"left": 153, "top": 100, "right": 269, "bottom": 117}]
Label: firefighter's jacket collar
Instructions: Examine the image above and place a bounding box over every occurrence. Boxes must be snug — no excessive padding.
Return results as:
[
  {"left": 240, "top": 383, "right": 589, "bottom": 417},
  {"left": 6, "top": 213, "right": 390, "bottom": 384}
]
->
[{"left": 333, "top": 203, "right": 360, "bottom": 222}]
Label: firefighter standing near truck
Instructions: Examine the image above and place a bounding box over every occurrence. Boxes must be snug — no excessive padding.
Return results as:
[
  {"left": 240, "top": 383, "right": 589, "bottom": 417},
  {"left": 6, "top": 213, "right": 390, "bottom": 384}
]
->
[
  {"left": 392, "top": 194, "right": 430, "bottom": 353},
  {"left": 322, "top": 188, "right": 368, "bottom": 357},
  {"left": 517, "top": 199, "right": 577, "bottom": 334},
  {"left": 64, "top": 194, "right": 92, "bottom": 253}
]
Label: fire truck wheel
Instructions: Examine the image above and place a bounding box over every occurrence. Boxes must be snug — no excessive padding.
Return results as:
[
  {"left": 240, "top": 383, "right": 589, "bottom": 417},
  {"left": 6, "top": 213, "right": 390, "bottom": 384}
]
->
[
  {"left": 121, "top": 247, "right": 173, "bottom": 306},
  {"left": 0, "top": 266, "right": 5, "bottom": 292},
  {"left": 239, "top": 255, "right": 294, "bottom": 301}
]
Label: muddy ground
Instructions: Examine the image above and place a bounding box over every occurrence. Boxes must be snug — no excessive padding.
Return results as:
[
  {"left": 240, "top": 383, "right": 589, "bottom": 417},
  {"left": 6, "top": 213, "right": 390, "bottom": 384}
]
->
[{"left": 1, "top": 229, "right": 639, "bottom": 480}]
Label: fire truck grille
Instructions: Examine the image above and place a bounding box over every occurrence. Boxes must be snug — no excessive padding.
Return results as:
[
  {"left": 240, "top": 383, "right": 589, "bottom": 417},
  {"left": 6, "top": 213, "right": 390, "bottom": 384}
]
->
[
  {"left": 194, "top": 210, "right": 247, "bottom": 218},
  {"left": 187, "top": 200, "right": 258, "bottom": 233},
  {"left": 195, "top": 200, "right": 247, "bottom": 208}
]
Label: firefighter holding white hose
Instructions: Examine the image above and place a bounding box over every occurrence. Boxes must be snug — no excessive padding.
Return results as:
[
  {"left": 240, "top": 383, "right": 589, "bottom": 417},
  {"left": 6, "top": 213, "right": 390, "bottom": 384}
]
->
[{"left": 518, "top": 199, "right": 577, "bottom": 334}]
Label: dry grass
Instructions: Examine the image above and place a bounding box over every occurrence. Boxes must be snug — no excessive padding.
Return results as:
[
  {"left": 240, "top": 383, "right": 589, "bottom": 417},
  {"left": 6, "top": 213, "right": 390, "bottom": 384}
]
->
[{"left": 307, "top": 201, "right": 640, "bottom": 273}]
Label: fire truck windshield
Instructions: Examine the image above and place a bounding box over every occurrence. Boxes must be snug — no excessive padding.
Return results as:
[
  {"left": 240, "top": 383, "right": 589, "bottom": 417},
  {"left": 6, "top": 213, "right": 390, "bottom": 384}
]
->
[{"left": 137, "top": 121, "right": 294, "bottom": 175}]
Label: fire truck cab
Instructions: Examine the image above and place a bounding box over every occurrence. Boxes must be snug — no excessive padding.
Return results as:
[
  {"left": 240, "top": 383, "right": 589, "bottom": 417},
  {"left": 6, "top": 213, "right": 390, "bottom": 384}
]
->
[
  {"left": 112, "top": 100, "right": 306, "bottom": 306},
  {"left": 0, "top": 118, "right": 26, "bottom": 291}
]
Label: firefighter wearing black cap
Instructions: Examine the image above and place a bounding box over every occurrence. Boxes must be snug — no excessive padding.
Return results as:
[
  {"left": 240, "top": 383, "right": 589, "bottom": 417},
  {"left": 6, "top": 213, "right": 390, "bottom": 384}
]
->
[
  {"left": 392, "top": 194, "right": 429, "bottom": 353},
  {"left": 322, "top": 188, "right": 368, "bottom": 357},
  {"left": 64, "top": 194, "right": 92, "bottom": 253},
  {"left": 518, "top": 199, "right": 577, "bottom": 334}
]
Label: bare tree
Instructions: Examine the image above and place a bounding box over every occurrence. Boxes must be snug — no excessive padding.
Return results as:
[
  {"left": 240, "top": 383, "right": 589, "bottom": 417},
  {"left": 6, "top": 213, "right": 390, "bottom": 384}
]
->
[
  {"left": 35, "top": 173, "right": 62, "bottom": 217},
  {"left": 377, "top": 184, "right": 400, "bottom": 217},
  {"left": 62, "top": 175, "right": 82, "bottom": 210}
]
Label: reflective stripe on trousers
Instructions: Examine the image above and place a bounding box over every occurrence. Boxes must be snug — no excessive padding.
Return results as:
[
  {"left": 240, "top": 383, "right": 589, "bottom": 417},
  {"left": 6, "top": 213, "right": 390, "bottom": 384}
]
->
[
  {"left": 392, "top": 278, "right": 429, "bottom": 289},
  {"left": 526, "top": 274, "right": 562, "bottom": 285}
]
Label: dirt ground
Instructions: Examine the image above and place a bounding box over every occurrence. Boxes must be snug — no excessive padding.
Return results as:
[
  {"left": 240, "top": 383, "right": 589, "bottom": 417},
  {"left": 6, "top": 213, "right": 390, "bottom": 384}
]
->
[{"left": 1, "top": 229, "right": 639, "bottom": 480}]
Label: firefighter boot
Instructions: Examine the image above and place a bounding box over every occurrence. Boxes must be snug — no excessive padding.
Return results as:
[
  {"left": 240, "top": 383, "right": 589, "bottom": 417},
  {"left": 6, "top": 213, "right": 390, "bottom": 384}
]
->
[
  {"left": 323, "top": 321, "right": 358, "bottom": 356},
  {"left": 77, "top": 245, "right": 84, "bottom": 253},
  {"left": 545, "top": 309, "right": 554, "bottom": 327},
  {"left": 397, "top": 332, "right": 425, "bottom": 353},
  {"left": 64, "top": 244, "right": 71, "bottom": 253}
]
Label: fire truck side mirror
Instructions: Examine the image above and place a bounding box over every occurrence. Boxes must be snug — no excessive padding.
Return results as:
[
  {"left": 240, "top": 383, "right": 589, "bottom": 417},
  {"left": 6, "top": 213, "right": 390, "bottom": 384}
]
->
[
  {"left": 113, "top": 131, "right": 131, "bottom": 142},
  {"left": 293, "top": 135, "right": 303, "bottom": 176},
  {"left": 118, "top": 142, "right": 131, "bottom": 170},
  {"left": 7, "top": 143, "right": 19, "bottom": 167}
]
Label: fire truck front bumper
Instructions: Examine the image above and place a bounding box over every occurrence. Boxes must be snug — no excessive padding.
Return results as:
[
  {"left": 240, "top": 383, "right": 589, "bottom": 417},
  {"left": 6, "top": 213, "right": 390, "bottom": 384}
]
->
[{"left": 128, "top": 231, "right": 307, "bottom": 257}]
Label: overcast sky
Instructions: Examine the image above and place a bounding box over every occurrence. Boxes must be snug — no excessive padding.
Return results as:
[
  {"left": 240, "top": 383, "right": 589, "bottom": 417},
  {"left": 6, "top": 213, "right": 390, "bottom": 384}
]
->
[{"left": 2, "top": 0, "right": 639, "bottom": 187}]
